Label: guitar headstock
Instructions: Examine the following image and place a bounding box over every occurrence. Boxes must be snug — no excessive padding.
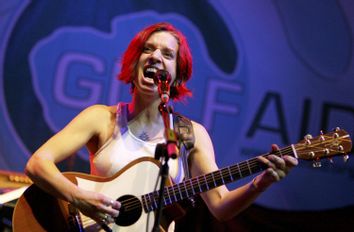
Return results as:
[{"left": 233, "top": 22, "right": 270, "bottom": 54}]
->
[{"left": 294, "top": 128, "right": 352, "bottom": 167}]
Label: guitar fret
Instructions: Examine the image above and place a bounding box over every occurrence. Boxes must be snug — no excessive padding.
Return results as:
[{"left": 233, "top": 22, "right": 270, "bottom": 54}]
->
[
  {"left": 172, "top": 186, "right": 178, "bottom": 202},
  {"left": 237, "top": 163, "right": 243, "bottom": 178},
  {"left": 224, "top": 168, "right": 231, "bottom": 182},
  {"left": 197, "top": 176, "right": 202, "bottom": 192},
  {"left": 177, "top": 183, "right": 183, "bottom": 200},
  {"left": 189, "top": 179, "right": 196, "bottom": 195},
  {"left": 151, "top": 193, "right": 157, "bottom": 210},
  {"left": 278, "top": 148, "right": 283, "bottom": 157},
  {"left": 252, "top": 158, "right": 264, "bottom": 173},
  {"left": 141, "top": 195, "right": 148, "bottom": 212},
  {"left": 162, "top": 192, "right": 167, "bottom": 206},
  {"left": 246, "top": 160, "right": 252, "bottom": 175},
  {"left": 166, "top": 187, "right": 172, "bottom": 205},
  {"left": 183, "top": 181, "right": 189, "bottom": 198},
  {"left": 146, "top": 193, "right": 152, "bottom": 211},
  {"left": 228, "top": 166, "right": 234, "bottom": 181},
  {"left": 219, "top": 169, "right": 225, "bottom": 185},
  {"left": 141, "top": 195, "right": 145, "bottom": 210},
  {"left": 211, "top": 173, "right": 217, "bottom": 187},
  {"left": 203, "top": 175, "right": 209, "bottom": 190},
  {"left": 291, "top": 144, "right": 298, "bottom": 158},
  {"left": 145, "top": 194, "right": 150, "bottom": 211}
]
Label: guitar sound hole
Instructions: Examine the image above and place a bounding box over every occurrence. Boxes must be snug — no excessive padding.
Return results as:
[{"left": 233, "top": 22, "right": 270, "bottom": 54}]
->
[{"left": 115, "top": 195, "right": 142, "bottom": 226}]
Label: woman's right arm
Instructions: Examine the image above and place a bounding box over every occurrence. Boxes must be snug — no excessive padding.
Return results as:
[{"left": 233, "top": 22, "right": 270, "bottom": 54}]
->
[{"left": 25, "top": 105, "right": 120, "bottom": 221}]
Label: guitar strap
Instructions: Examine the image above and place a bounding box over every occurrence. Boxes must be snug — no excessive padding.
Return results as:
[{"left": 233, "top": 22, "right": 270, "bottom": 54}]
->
[
  {"left": 173, "top": 113, "right": 196, "bottom": 207},
  {"left": 173, "top": 112, "right": 195, "bottom": 177}
]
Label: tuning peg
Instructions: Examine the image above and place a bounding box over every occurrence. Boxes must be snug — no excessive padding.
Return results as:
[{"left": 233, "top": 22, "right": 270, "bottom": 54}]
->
[
  {"left": 334, "top": 127, "right": 341, "bottom": 132},
  {"left": 305, "top": 134, "right": 313, "bottom": 139},
  {"left": 319, "top": 130, "right": 325, "bottom": 141},
  {"left": 343, "top": 154, "right": 349, "bottom": 162},
  {"left": 328, "top": 157, "right": 334, "bottom": 164},
  {"left": 309, "top": 151, "right": 315, "bottom": 159},
  {"left": 323, "top": 148, "right": 330, "bottom": 155},
  {"left": 313, "top": 160, "right": 322, "bottom": 168},
  {"left": 305, "top": 134, "right": 312, "bottom": 145},
  {"left": 312, "top": 157, "right": 322, "bottom": 168}
]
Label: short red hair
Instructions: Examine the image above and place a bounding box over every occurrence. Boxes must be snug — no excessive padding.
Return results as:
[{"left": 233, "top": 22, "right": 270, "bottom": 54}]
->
[{"left": 118, "top": 22, "right": 192, "bottom": 101}]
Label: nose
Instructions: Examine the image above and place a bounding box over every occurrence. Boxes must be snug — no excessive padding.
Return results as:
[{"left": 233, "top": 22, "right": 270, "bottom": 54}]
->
[{"left": 149, "top": 49, "right": 163, "bottom": 64}]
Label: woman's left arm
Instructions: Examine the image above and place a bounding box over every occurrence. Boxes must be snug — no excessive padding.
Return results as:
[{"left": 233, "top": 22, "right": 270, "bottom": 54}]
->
[{"left": 189, "top": 122, "right": 298, "bottom": 221}]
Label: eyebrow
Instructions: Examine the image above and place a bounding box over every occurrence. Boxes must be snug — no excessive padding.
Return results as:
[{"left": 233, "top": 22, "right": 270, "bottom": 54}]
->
[{"left": 145, "top": 42, "right": 177, "bottom": 53}]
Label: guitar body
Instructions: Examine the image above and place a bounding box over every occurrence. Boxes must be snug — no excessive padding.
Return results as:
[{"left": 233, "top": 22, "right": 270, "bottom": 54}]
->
[{"left": 13, "top": 157, "right": 177, "bottom": 232}]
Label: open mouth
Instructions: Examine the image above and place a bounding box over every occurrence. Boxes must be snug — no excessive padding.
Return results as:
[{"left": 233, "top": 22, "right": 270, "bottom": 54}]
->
[{"left": 143, "top": 66, "right": 158, "bottom": 79}]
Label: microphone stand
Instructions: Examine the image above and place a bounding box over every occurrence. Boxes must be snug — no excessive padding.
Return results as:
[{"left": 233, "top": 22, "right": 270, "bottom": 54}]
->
[{"left": 152, "top": 100, "right": 178, "bottom": 232}]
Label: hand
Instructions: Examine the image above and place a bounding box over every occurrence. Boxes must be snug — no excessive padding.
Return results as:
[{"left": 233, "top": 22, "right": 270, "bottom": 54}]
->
[
  {"left": 253, "top": 144, "right": 298, "bottom": 192},
  {"left": 71, "top": 188, "right": 121, "bottom": 225}
]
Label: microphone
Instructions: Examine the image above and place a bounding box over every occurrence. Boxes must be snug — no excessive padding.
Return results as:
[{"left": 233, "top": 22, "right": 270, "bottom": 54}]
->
[{"left": 153, "top": 70, "right": 171, "bottom": 103}]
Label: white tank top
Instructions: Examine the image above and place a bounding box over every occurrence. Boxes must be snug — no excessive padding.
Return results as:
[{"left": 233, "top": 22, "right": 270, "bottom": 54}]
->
[{"left": 90, "top": 102, "right": 185, "bottom": 184}]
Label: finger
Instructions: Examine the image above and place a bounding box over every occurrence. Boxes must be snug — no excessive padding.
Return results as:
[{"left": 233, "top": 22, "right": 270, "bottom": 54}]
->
[
  {"left": 271, "top": 144, "right": 280, "bottom": 152},
  {"left": 104, "top": 214, "right": 114, "bottom": 224},
  {"left": 96, "top": 199, "right": 120, "bottom": 218},
  {"left": 275, "top": 169, "right": 286, "bottom": 179},
  {"left": 283, "top": 155, "right": 299, "bottom": 167},
  {"left": 100, "top": 204, "right": 120, "bottom": 218},
  {"left": 268, "top": 155, "right": 286, "bottom": 170},
  {"left": 92, "top": 213, "right": 107, "bottom": 225},
  {"left": 266, "top": 167, "right": 287, "bottom": 181},
  {"left": 257, "top": 156, "right": 276, "bottom": 169},
  {"left": 103, "top": 198, "right": 121, "bottom": 209},
  {"left": 97, "top": 213, "right": 114, "bottom": 225},
  {"left": 265, "top": 168, "right": 279, "bottom": 181}
]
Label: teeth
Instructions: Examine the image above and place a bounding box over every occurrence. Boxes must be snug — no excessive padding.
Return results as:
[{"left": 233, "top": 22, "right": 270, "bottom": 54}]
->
[
  {"left": 144, "top": 67, "right": 158, "bottom": 79},
  {"left": 146, "top": 67, "right": 157, "bottom": 73}
]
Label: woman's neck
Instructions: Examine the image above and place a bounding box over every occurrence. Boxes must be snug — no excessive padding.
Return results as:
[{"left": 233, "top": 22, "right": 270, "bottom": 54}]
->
[{"left": 127, "top": 94, "right": 165, "bottom": 142}]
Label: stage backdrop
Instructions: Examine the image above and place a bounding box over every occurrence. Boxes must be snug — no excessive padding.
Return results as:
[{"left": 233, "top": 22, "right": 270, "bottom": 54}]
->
[{"left": 1, "top": 0, "right": 353, "bottom": 212}]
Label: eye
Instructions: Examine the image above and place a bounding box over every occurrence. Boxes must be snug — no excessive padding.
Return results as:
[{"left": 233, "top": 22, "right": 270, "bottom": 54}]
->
[
  {"left": 163, "top": 51, "right": 175, "bottom": 59},
  {"left": 143, "top": 46, "right": 153, "bottom": 53}
]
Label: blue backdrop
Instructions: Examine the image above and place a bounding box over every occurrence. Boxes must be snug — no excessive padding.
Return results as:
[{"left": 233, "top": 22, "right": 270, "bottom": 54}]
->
[{"left": 1, "top": 0, "right": 353, "bottom": 211}]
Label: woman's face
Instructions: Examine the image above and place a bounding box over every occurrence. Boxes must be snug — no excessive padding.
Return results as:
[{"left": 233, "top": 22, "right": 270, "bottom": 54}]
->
[{"left": 134, "top": 31, "right": 178, "bottom": 99}]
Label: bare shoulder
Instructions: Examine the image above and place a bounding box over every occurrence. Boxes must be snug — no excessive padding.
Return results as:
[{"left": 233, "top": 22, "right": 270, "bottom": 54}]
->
[
  {"left": 190, "top": 120, "right": 214, "bottom": 153},
  {"left": 78, "top": 104, "right": 116, "bottom": 121},
  {"left": 82, "top": 104, "right": 116, "bottom": 115},
  {"left": 191, "top": 120, "right": 210, "bottom": 137},
  {"left": 189, "top": 120, "right": 218, "bottom": 175},
  {"left": 66, "top": 104, "right": 117, "bottom": 133}
]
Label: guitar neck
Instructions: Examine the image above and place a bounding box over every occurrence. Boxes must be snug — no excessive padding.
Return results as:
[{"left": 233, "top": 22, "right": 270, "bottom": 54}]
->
[{"left": 142, "top": 145, "right": 296, "bottom": 212}]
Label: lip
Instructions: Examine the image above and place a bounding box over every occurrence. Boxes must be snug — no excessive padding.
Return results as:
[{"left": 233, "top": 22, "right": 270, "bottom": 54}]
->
[
  {"left": 140, "top": 67, "right": 155, "bottom": 86},
  {"left": 143, "top": 65, "right": 161, "bottom": 79}
]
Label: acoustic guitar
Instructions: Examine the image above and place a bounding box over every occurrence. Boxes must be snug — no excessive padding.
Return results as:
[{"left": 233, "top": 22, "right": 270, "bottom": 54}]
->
[{"left": 12, "top": 128, "right": 352, "bottom": 232}]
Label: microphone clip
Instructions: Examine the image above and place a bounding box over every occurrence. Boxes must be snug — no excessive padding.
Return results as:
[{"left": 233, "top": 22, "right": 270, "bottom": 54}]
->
[{"left": 153, "top": 70, "right": 171, "bottom": 103}]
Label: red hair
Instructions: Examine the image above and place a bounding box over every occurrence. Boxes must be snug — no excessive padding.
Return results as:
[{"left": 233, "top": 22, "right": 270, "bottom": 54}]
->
[{"left": 118, "top": 22, "right": 192, "bottom": 101}]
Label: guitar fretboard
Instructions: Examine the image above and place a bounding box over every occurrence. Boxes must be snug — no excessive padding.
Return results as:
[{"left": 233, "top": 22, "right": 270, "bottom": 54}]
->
[{"left": 141, "top": 145, "right": 294, "bottom": 212}]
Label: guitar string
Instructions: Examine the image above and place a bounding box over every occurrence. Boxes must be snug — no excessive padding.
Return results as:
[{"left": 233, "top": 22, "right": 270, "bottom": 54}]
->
[
  {"left": 119, "top": 141, "right": 337, "bottom": 211},
  {"left": 118, "top": 140, "right": 332, "bottom": 211},
  {"left": 119, "top": 147, "right": 296, "bottom": 211},
  {"left": 119, "top": 159, "right": 273, "bottom": 211},
  {"left": 66, "top": 134, "right": 347, "bottom": 223},
  {"left": 77, "top": 136, "right": 338, "bottom": 228},
  {"left": 109, "top": 136, "right": 347, "bottom": 211},
  {"left": 77, "top": 136, "right": 349, "bottom": 225}
]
